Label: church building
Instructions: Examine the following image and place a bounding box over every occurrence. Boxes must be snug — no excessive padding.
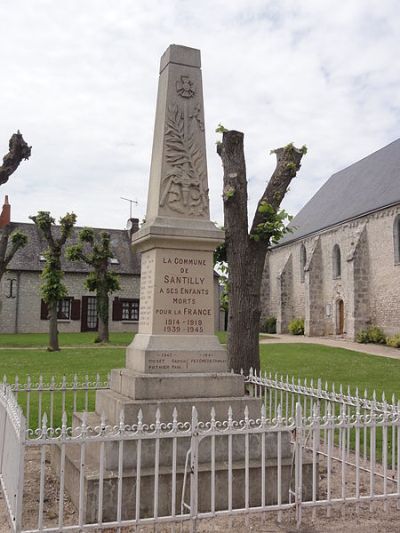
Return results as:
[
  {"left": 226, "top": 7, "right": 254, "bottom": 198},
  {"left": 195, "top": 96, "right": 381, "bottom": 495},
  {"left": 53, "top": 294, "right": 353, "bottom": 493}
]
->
[{"left": 261, "top": 138, "right": 400, "bottom": 339}]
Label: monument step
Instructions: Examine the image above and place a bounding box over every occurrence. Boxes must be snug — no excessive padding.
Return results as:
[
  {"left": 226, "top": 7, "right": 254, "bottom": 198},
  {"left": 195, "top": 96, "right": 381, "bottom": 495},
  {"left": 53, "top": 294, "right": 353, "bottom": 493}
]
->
[
  {"left": 95, "top": 389, "right": 264, "bottom": 425},
  {"left": 110, "top": 369, "right": 246, "bottom": 400},
  {"left": 73, "top": 409, "right": 292, "bottom": 471},
  {"left": 52, "top": 437, "right": 313, "bottom": 524}
]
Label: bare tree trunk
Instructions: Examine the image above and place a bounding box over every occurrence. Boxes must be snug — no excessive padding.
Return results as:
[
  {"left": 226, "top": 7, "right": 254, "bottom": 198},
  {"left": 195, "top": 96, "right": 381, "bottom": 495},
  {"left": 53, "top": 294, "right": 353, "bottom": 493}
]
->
[
  {"left": 96, "top": 285, "right": 109, "bottom": 343},
  {"left": 218, "top": 131, "right": 305, "bottom": 375},
  {"left": 48, "top": 301, "right": 60, "bottom": 351},
  {"left": 0, "top": 132, "right": 31, "bottom": 186}
]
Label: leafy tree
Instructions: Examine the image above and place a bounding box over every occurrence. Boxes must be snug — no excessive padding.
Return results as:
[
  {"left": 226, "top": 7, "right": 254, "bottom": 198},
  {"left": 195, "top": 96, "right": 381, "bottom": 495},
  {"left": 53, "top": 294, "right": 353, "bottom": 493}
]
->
[
  {"left": 0, "top": 227, "right": 27, "bottom": 313},
  {"left": 66, "top": 228, "right": 120, "bottom": 343},
  {"left": 0, "top": 227, "right": 27, "bottom": 281},
  {"left": 0, "top": 131, "right": 31, "bottom": 186},
  {"left": 31, "top": 211, "right": 77, "bottom": 351},
  {"left": 217, "top": 129, "right": 306, "bottom": 374}
]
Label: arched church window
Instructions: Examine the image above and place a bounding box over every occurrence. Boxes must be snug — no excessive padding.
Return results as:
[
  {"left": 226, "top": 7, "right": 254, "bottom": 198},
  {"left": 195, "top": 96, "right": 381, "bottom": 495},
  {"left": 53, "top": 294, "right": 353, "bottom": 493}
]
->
[
  {"left": 332, "top": 244, "right": 341, "bottom": 279},
  {"left": 394, "top": 214, "right": 400, "bottom": 264},
  {"left": 300, "top": 244, "right": 306, "bottom": 283}
]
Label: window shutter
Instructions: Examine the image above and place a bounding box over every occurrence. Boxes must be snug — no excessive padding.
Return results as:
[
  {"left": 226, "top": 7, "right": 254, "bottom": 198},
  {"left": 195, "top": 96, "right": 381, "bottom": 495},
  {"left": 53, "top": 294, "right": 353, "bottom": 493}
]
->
[
  {"left": 112, "top": 297, "right": 122, "bottom": 321},
  {"left": 71, "top": 299, "right": 81, "bottom": 320},
  {"left": 40, "top": 300, "right": 49, "bottom": 320}
]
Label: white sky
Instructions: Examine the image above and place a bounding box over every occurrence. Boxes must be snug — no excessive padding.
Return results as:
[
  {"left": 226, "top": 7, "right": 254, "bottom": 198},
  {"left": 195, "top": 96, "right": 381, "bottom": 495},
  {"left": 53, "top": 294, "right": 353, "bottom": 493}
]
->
[{"left": 1, "top": 0, "right": 399, "bottom": 230}]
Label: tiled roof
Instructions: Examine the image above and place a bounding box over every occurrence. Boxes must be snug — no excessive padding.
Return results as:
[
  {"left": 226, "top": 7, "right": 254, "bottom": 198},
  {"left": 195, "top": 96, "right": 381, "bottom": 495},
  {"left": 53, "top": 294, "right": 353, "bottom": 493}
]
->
[
  {"left": 279, "top": 138, "right": 400, "bottom": 245},
  {"left": 5, "top": 223, "right": 141, "bottom": 275}
]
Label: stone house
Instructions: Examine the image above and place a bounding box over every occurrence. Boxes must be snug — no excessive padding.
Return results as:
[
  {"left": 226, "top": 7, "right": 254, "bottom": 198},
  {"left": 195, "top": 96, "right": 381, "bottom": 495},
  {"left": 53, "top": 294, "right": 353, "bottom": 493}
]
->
[
  {"left": 0, "top": 199, "right": 223, "bottom": 334},
  {"left": 0, "top": 200, "right": 142, "bottom": 334},
  {"left": 261, "top": 138, "right": 400, "bottom": 339}
]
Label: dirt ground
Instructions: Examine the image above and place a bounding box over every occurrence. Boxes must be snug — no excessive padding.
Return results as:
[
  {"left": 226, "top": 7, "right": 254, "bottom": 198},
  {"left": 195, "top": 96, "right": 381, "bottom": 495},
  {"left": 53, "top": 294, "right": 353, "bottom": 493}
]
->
[{"left": 1, "top": 447, "right": 400, "bottom": 532}]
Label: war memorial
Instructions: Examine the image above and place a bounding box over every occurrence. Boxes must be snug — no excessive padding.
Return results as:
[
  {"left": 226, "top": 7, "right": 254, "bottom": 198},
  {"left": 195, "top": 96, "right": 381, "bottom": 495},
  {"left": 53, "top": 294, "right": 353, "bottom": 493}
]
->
[{"left": 60, "top": 44, "right": 311, "bottom": 521}]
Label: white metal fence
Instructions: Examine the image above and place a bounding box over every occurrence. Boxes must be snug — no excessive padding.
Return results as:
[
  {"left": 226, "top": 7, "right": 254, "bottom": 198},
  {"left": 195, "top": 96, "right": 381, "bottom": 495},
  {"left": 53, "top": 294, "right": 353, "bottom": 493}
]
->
[{"left": 1, "top": 373, "right": 400, "bottom": 531}]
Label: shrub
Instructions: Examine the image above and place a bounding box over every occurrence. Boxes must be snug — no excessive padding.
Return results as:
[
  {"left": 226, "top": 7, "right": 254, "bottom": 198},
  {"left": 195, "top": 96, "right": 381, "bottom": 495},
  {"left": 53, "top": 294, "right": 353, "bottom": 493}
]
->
[
  {"left": 288, "top": 318, "right": 304, "bottom": 335},
  {"left": 261, "top": 316, "right": 277, "bottom": 334},
  {"left": 386, "top": 334, "right": 400, "bottom": 348},
  {"left": 356, "top": 326, "right": 386, "bottom": 344}
]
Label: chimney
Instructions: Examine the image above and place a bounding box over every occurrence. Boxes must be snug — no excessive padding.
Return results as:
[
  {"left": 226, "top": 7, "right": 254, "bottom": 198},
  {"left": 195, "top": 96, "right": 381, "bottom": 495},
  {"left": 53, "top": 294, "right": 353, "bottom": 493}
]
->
[
  {"left": 0, "top": 196, "right": 11, "bottom": 229},
  {"left": 126, "top": 218, "right": 139, "bottom": 240}
]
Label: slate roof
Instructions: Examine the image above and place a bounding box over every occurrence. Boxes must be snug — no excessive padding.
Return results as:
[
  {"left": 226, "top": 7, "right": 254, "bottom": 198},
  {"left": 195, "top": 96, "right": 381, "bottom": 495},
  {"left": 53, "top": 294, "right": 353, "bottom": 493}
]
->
[
  {"left": 278, "top": 138, "right": 400, "bottom": 246},
  {"left": 5, "top": 223, "right": 141, "bottom": 275}
]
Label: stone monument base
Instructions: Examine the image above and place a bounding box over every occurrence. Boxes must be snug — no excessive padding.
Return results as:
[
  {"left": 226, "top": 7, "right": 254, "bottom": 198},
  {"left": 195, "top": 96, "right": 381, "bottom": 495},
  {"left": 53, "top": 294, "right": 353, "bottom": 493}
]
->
[
  {"left": 55, "top": 442, "right": 314, "bottom": 523},
  {"left": 56, "top": 372, "right": 316, "bottom": 523},
  {"left": 125, "top": 335, "right": 228, "bottom": 373}
]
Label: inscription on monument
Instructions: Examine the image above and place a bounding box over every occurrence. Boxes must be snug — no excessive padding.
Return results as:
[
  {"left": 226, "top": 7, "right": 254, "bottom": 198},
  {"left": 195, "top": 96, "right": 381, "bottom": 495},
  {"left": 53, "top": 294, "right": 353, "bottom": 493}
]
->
[
  {"left": 138, "top": 252, "right": 155, "bottom": 334},
  {"left": 147, "top": 351, "right": 227, "bottom": 372},
  {"left": 150, "top": 248, "right": 214, "bottom": 335}
]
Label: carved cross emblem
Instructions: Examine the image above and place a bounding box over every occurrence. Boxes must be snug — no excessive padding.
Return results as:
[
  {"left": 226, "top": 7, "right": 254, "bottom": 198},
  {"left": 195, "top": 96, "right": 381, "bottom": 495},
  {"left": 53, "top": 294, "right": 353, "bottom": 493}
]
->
[{"left": 176, "top": 76, "right": 195, "bottom": 98}]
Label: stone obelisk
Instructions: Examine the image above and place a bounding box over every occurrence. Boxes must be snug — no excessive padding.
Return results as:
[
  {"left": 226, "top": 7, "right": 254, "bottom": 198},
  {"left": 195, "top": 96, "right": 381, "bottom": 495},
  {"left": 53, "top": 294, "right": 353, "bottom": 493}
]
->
[
  {"left": 96, "top": 44, "right": 256, "bottom": 426},
  {"left": 126, "top": 44, "right": 227, "bottom": 373}
]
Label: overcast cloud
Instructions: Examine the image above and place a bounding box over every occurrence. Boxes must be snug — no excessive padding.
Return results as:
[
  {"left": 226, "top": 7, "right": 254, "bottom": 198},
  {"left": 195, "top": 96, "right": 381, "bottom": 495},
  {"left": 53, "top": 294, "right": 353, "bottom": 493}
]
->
[{"left": 1, "top": 0, "right": 399, "bottom": 229}]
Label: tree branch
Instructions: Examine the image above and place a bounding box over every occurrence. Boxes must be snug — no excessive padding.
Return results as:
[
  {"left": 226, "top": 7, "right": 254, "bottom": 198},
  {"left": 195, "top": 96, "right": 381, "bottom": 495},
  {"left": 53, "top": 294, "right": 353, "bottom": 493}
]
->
[
  {"left": 0, "top": 132, "right": 31, "bottom": 186},
  {"left": 250, "top": 143, "right": 305, "bottom": 235}
]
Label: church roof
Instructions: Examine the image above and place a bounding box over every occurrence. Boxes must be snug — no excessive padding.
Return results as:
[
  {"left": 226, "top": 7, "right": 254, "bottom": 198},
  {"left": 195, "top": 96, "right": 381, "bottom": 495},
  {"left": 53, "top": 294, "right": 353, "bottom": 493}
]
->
[
  {"left": 279, "top": 138, "right": 400, "bottom": 245},
  {"left": 5, "top": 223, "right": 141, "bottom": 275}
]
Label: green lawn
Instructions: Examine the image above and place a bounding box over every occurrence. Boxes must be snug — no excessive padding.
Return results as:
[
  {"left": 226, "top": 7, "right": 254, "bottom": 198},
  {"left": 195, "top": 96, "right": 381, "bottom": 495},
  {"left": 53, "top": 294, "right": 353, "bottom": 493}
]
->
[
  {"left": 1, "top": 333, "right": 398, "bottom": 400},
  {"left": 0, "top": 331, "right": 135, "bottom": 348},
  {"left": 2, "top": 334, "right": 400, "bottom": 432},
  {"left": 260, "top": 343, "right": 400, "bottom": 400},
  {"left": 0, "top": 346, "right": 125, "bottom": 382}
]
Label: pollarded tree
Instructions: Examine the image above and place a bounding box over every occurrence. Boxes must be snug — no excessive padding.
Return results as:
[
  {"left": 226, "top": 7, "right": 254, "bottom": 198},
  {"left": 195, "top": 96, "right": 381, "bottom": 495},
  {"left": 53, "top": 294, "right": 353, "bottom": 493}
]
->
[
  {"left": 31, "top": 211, "right": 77, "bottom": 351},
  {"left": 0, "top": 132, "right": 31, "bottom": 305},
  {"left": 217, "top": 129, "right": 306, "bottom": 374},
  {"left": 0, "top": 226, "right": 27, "bottom": 314},
  {"left": 66, "top": 228, "right": 120, "bottom": 343},
  {"left": 0, "top": 131, "right": 31, "bottom": 186}
]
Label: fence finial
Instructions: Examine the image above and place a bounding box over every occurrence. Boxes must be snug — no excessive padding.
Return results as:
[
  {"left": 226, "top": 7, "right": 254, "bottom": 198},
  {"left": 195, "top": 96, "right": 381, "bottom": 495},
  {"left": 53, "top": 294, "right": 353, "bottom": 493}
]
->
[
  {"left": 191, "top": 406, "right": 198, "bottom": 428},
  {"left": 155, "top": 407, "right": 161, "bottom": 430},
  {"left": 41, "top": 412, "right": 48, "bottom": 438},
  {"left": 172, "top": 407, "right": 178, "bottom": 430},
  {"left": 137, "top": 408, "right": 143, "bottom": 431}
]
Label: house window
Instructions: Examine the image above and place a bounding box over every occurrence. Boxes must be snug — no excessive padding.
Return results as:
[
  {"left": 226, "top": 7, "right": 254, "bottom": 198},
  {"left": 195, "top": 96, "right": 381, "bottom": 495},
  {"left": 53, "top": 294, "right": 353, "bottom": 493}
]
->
[
  {"left": 6, "top": 279, "right": 17, "bottom": 298},
  {"left": 394, "top": 214, "right": 400, "bottom": 264},
  {"left": 57, "top": 298, "right": 72, "bottom": 320},
  {"left": 121, "top": 299, "right": 139, "bottom": 321},
  {"left": 300, "top": 244, "right": 306, "bottom": 283},
  {"left": 332, "top": 244, "right": 341, "bottom": 279}
]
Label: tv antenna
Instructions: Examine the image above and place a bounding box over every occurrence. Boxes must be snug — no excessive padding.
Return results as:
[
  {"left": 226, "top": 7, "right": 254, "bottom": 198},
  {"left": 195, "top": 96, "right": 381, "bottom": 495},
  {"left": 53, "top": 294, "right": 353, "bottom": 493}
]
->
[{"left": 120, "top": 197, "right": 138, "bottom": 219}]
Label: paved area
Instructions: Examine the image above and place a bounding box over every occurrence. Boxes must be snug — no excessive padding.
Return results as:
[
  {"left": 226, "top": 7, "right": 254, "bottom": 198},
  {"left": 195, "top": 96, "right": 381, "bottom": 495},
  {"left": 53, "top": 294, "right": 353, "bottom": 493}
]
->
[{"left": 260, "top": 333, "right": 400, "bottom": 360}]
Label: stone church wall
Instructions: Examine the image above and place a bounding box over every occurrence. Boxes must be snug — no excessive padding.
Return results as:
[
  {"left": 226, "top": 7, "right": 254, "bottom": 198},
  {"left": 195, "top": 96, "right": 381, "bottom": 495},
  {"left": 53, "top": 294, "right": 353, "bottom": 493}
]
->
[{"left": 263, "top": 204, "right": 400, "bottom": 338}]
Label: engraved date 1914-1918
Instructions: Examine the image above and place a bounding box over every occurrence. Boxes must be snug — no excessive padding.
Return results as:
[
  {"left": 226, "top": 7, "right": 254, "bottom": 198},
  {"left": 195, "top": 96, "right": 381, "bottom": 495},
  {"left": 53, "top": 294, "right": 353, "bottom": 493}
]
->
[{"left": 163, "top": 318, "right": 204, "bottom": 334}]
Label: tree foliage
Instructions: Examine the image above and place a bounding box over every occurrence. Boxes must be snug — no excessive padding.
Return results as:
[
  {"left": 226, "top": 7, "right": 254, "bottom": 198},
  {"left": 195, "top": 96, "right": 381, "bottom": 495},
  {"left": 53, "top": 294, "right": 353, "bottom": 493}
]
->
[
  {"left": 0, "top": 227, "right": 27, "bottom": 281},
  {"left": 31, "top": 211, "right": 77, "bottom": 351},
  {"left": 67, "top": 228, "right": 120, "bottom": 343},
  {"left": 217, "top": 130, "right": 306, "bottom": 374}
]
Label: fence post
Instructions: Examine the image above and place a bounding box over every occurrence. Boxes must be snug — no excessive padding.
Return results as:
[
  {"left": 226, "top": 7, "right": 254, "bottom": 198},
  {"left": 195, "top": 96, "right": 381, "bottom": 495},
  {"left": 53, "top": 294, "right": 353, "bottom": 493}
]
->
[
  {"left": 295, "top": 403, "right": 303, "bottom": 528},
  {"left": 14, "top": 412, "right": 25, "bottom": 533},
  {"left": 190, "top": 406, "right": 199, "bottom": 532}
]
